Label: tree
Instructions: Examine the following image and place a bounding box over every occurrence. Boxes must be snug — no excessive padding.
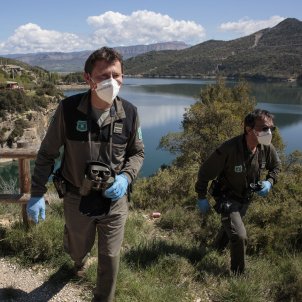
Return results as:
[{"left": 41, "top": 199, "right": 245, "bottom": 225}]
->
[
  {"left": 159, "top": 79, "right": 263, "bottom": 167},
  {"left": 160, "top": 78, "right": 285, "bottom": 169}
]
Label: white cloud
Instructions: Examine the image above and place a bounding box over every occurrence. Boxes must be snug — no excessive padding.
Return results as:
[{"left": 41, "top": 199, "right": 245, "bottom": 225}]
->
[
  {"left": 87, "top": 10, "right": 206, "bottom": 46},
  {"left": 0, "top": 10, "right": 206, "bottom": 54},
  {"left": 0, "top": 23, "right": 86, "bottom": 54},
  {"left": 219, "top": 15, "right": 285, "bottom": 36}
]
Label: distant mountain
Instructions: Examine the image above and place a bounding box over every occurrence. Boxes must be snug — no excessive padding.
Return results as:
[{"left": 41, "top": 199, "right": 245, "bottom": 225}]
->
[
  {"left": 124, "top": 18, "right": 302, "bottom": 80},
  {"left": 4, "top": 41, "right": 189, "bottom": 73}
]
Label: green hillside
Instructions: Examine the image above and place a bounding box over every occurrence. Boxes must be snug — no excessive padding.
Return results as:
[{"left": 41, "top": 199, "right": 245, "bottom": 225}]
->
[{"left": 124, "top": 18, "right": 302, "bottom": 80}]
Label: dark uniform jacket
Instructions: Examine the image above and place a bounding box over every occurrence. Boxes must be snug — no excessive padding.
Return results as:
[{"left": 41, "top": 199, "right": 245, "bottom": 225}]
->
[
  {"left": 195, "top": 134, "right": 281, "bottom": 201},
  {"left": 31, "top": 91, "right": 144, "bottom": 197}
]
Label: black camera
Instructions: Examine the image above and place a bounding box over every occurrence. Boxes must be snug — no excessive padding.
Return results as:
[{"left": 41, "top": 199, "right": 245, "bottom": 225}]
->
[
  {"left": 213, "top": 199, "right": 232, "bottom": 214},
  {"left": 249, "top": 181, "right": 264, "bottom": 192},
  {"left": 79, "top": 161, "right": 115, "bottom": 196}
]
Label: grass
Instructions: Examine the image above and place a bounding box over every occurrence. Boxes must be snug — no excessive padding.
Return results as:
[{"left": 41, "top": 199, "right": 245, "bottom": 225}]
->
[{"left": 0, "top": 190, "right": 301, "bottom": 301}]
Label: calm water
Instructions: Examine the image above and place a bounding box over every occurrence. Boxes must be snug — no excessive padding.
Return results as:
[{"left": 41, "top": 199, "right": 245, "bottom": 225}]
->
[{"left": 1, "top": 78, "right": 302, "bottom": 181}]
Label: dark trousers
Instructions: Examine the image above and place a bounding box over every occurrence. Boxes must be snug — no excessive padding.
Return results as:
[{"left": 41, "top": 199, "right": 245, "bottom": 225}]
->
[{"left": 215, "top": 201, "right": 249, "bottom": 274}]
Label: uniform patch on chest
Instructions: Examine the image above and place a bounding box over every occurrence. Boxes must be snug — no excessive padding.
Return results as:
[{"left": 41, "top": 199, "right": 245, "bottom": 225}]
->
[
  {"left": 113, "top": 123, "right": 123, "bottom": 134},
  {"left": 76, "top": 120, "right": 88, "bottom": 132},
  {"left": 234, "top": 165, "right": 243, "bottom": 173}
]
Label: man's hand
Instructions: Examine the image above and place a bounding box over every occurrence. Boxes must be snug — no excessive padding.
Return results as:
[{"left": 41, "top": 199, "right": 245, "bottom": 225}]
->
[
  {"left": 257, "top": 181, "right": 272, "bottom": 197},
  {"left": 197, "top": 198, "right": 210, "bottom": 214},
  {"left": 26, "top": 197, "right": 46, "bottom": 223},
  {"left": 104, "top": 173, "right": 129, "bottom": 201}
]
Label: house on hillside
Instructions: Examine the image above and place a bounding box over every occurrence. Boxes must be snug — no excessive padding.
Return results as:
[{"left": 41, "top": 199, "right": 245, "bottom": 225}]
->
[
  {"left": 4, "top": 81, "right": 23, "bottom": 90},
  {"left": 0, "top": 64, "right": 25, "bottom": 80}
]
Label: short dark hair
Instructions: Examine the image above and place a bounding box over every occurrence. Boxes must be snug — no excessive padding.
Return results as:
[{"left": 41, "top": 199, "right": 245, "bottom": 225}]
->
[
  {"left": 244, "top": 109, "right": 274, "bottom": 129},
  {"left": 84, "top": 47, "right": 123, "bottom": 74}
]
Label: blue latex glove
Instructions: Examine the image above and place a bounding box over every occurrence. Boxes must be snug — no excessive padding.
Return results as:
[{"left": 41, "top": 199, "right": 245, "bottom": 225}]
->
[
  {"left": 26, "top": 197, "right": 46, "bottom": 223},
  {"left": 197, "top": 198, "right": 210, "bottom": 214},
  {"left": 104, "top": 173, "right": 129, "bottom": 201},
  {"left": 257, "top": 181, "right": 272, "bottom": 197}
]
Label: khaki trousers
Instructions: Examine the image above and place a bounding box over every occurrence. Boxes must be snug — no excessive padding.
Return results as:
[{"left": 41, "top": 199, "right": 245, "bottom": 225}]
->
[{"left": 63, "top": 192, "right": 128, "bottom": 302}]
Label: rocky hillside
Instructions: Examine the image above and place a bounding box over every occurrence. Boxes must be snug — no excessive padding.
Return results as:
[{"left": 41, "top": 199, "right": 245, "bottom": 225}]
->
[
  {"left": 0, "top": 102, "right": 57, "bottom": 151},
  {"left": 4, "top": 41, "right": 189, "bottom": 72},
  {"left": 0, "top": 65, "right": 63, "bottom": 149},
  {"left": 124, "top": 18, "right": 302, "bottom": 80}
]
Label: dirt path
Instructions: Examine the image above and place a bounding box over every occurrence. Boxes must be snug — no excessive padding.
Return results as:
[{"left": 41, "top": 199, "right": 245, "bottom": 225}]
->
[{"left": 0, "top": 257, "right": 90, "bottom": 302}]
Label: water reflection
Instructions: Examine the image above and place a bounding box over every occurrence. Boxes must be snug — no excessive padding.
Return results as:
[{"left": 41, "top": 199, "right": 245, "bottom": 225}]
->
[
  {"left": 250, "top": 82, "right": 302, "bottom": 104},
  {"left": 138, "top": 104, "right": 186, "bottom": 129},
  {"left": 120, "top": 87, "right": 193, "bottom": 129},
  {"left": 272, "top": 112, "right": 302, "bottom": 128}
]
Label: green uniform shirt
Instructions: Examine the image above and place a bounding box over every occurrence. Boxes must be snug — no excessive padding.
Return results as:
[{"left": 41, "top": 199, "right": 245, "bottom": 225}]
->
[
  {"left": 195, "top": 134, "right": 281, "bottom": 200},
  {"left": 31, "top": 91, "right": 144, "bottom": 197}
]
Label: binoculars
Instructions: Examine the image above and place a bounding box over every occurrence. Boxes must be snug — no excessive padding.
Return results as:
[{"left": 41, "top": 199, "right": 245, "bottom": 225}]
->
[
  {"left": 79, "top": 161, "right": 115, "bottom": 196},
  {"left": 249, "top": 181, "right": 264, "bottom": 192}
]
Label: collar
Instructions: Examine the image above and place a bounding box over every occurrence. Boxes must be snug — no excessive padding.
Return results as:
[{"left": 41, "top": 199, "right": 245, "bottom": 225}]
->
[
  {"left": 77, "top": 91, "right": 126, "bottom": 123},
  {"left": 77, "top": 90, "right": 91, "bottom": 115}
]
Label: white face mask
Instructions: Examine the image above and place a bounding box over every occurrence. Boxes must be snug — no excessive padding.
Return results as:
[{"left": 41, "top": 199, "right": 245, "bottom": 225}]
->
[
  {"left": 256, "top": 129, "right": 272, "bottom": 145},
  {"left": 93, "top": 77, "right": 120, "bottom": 105}
]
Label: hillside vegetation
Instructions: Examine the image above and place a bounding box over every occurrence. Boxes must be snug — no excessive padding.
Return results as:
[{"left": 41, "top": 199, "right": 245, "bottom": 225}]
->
[
  {"left": 0, "top": 80, "right": 301, "bottom": 301},
  {"left": 0, "top": 58, "right": 64, "bottom": 148},
  {"left": 124, "top": 18, "right": 302, "bottom": 81}
]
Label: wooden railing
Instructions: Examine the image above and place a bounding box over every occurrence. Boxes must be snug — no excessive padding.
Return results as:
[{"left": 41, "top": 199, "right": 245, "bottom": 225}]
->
[{"left": 0, "top": 146, "right": 38, "bottom": 226}]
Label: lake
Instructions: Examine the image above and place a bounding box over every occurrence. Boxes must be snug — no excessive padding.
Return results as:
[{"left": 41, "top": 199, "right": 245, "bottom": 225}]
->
[{"left": 1, "top": 78, "right": 302, "bottom": 181}]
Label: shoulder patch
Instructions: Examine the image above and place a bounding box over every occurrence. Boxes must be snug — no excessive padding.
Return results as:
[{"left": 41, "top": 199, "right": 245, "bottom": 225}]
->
[{"left": 137, "top": 127, "right": 143, "bottom": 140}]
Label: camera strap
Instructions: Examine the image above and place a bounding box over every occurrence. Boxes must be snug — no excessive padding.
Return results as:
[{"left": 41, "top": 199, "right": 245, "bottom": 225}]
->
[
  {"left": 108, "top": 105, "right": 116, "bottom": 169},
  {"left": 87, "top": 99, "right": 116, "bottom": 170},
  {"left": 257, "top": 144, "right": 266, "bottom": 180}
]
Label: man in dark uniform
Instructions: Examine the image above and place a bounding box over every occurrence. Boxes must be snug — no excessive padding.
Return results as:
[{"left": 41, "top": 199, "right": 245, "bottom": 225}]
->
[
  {"left": 26, "top": 47, "right": 144, "bottom": 301},
  {"left": 195, "top": 109, "right": 281, "bottom": 274}
]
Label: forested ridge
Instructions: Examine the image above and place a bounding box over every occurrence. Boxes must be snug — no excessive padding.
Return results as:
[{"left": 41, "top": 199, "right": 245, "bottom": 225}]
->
[{"left": 124, "top": 18, "right": 302, "bottom": 81}]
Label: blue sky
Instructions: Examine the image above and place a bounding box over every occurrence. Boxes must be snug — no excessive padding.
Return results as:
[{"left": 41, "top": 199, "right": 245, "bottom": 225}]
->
[{"left": 0, "top": 0, "right": 301, "bottom": 54}]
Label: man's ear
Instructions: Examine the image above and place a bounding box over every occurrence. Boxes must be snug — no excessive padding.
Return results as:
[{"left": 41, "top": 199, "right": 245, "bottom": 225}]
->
[
  {"left": 245, "top": 126, "right": 253, "bottom": 135},
  {"left": 83, "top": 72, "right": 90, "bottom": 84}
]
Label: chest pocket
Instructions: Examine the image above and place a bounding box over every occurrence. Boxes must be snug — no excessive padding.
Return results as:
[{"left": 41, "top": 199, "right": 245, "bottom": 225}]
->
[
  {"left": 112, "top": 121, "right": 129, "bottom": 144},
  {"left": 97, "top": 121, "right": 129, "bottom": 145}
]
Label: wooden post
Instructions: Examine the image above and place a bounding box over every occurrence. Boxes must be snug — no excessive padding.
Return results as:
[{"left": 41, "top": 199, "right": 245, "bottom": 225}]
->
[
  {"left": 0, "top": 146, "right": 38, "bottom": 226},
  {"left": 18, "top": 158, "right": 31, "bottom": 226}
]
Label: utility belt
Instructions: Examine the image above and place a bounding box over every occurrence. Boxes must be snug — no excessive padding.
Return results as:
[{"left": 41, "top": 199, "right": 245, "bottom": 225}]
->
[
  {"left": 213, "top": 194, "right": 250, "bottom": 214},
  {"left": 209, "top": 179, "right": 250, "bottom": 214},
  {"left": 53, "top": 170, "right": 80, "bottom": 197},
  {"left": 224, "top": 192, "right": 250, "bottom": 204},
  {"left": 53, "top": 162, "right": 132, "bottom": 202},
  {"left": 52, "top": 161, "right": 115, "bottom": 198}
]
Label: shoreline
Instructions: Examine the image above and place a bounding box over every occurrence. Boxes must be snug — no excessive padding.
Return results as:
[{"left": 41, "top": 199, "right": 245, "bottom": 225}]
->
[{"left": 57, "top": 84, "right": 89, "bottom": 91}]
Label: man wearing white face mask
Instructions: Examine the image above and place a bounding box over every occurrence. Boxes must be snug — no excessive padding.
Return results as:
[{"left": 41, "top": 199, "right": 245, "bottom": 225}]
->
[
  {"left": 195, "top": 109, "right": 281, "bottom": 275},
  {"left": 27, "top": 47, "right": 144, "bottom": 302}
]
